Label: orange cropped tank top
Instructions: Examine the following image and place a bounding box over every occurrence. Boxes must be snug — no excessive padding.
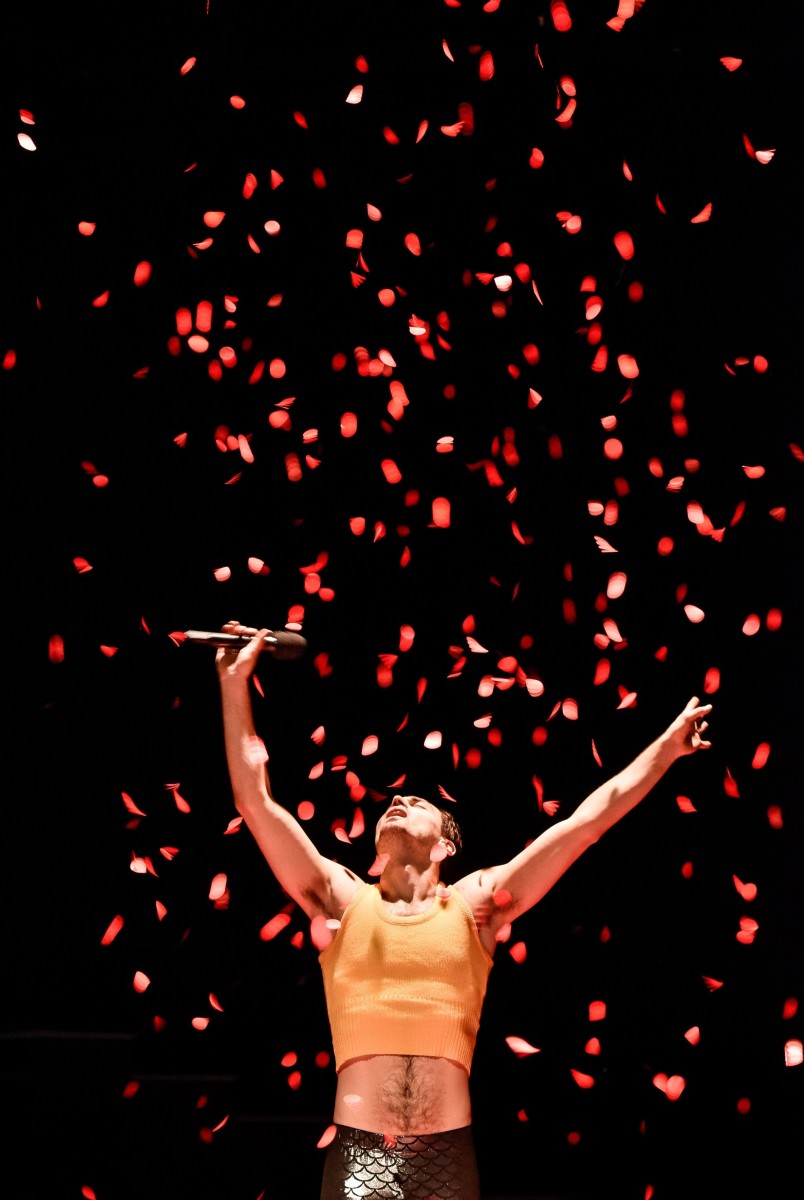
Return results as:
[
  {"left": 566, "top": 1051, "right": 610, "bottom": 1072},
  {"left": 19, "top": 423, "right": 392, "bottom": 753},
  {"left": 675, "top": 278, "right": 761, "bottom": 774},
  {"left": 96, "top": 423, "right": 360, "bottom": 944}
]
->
[{"left": 318, "top": 882, "right": 494, "bottom": 1074}]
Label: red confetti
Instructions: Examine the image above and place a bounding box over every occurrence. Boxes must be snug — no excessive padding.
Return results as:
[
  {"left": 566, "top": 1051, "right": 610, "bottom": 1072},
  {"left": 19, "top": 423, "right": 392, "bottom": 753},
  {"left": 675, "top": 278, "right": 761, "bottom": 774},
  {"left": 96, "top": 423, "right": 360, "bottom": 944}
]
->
[
  {"left": 766, "top": 608, "right": 782, "bottom": 631},
  {"left": 737, "top": 916, "right": 759, "bottom": 944},
  {"left": 702, "top": 976, "right": 724, "bottom": 992},
  {"left": 733, "top": 875, "right": 758, "bottom": 901},
  {"left": 723, "top": 768, "right": 740, "bottom": 797},
  {"left": 310, "top": 914, "right": 336, "bottom": 950},
  {"left": 509, "top": 941, "right": 527, "bottom": 963},
  {"left": 100, "top": 915, "right": 124, "bottom": 946},
  {"left": 690, "top": 202, "right": 713, "bottom": 224},
  {"left": 653, "top": 1073, "right": 686, "bottom": 1100},
  {"left": 261, "top": 911, "right": 292, "bottom": 941},
  {"left": 613, "top": 231, "right": 634, "bottom": 259},
  {"left": 121, "top": 791, "right": 147, "bottom": 817},
  {"left": 317, "top": 1124, "right": 338, "bottom": 1149},
  {"left": 550, "top": 1, "right": 572, "bottom": 32},
  {"left": 751, "top": 743, "right": 771, "bottom": 768},
  {"left": 703, "top": 667, "right": 720, "bottom": 693},
  {"left": 506, "top": 1035, "right": 541, "bottom": 1057},
  {"left": 209, "top": 873, "right": 227, "bottom": 901},
  {"left": 368, "top": 853, "right": 389, "bottom": 877},
  {"left": 432, "top": 497, "right": 451, "bottom": 527},
  {"left": 784, "top": 1040, "right": 803, "bottom": 1067}
]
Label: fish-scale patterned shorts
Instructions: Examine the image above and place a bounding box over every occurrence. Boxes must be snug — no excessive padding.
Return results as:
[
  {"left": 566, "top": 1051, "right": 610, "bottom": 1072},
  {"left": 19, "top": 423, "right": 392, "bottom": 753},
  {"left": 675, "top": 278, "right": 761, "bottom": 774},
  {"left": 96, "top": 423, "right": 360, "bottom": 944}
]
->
[{"left": 320, "top": 1123, "right": 480, "bottom": 1199}]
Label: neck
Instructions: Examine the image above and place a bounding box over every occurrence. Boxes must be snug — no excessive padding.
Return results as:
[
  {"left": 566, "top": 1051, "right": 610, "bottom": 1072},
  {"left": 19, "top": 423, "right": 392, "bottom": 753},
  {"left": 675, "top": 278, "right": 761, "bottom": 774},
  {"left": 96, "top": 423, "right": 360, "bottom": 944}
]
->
[{"left": 378, "top": 858, "right": 441, "bottom": 903}]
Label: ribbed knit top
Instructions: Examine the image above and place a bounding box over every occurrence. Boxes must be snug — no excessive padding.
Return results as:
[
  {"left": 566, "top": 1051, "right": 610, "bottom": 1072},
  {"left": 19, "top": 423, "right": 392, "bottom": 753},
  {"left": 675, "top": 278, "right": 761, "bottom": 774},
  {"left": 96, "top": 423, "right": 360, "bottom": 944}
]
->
[{"left": 318, "top": 882, "right": 494, "bottom": 1074}]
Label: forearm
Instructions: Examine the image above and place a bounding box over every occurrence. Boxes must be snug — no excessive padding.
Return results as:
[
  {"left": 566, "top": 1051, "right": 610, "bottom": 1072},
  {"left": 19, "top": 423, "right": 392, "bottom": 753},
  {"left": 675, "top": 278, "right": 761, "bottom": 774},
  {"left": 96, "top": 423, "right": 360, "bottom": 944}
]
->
[
  {"left": 219, "top": 674, "right": 274, "bottom": 813},
  {"left": 480, "top": 697, "right": 711, "bottom": 922},
  {"left": 572, "top": 730, "right": 680, "bottom": 839},
  {"left": 216, "top": 664, "right": 350, "bottom": 918}
]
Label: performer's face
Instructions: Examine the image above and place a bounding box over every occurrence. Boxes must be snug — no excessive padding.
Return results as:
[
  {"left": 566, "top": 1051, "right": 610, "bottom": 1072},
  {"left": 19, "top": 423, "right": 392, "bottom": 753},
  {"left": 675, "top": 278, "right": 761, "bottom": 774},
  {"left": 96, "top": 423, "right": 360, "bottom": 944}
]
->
[{"left": 375, "top": 794, "right": 445, "bottom": 850}]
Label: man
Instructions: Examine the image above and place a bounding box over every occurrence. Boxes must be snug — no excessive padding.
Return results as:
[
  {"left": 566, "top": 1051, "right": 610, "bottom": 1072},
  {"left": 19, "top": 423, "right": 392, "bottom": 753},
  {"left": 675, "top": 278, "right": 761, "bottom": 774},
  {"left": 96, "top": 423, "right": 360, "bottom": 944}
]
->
[{"left": 215, "top": 620, "right": 713, "bottom": 1199}]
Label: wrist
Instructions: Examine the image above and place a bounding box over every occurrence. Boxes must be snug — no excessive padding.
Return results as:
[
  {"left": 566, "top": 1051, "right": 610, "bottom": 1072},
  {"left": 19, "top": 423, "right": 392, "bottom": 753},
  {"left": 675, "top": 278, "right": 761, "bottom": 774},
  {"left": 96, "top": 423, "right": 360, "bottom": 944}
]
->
[
  {"left": 218, "top": 667, "right": 252, "bottom": 691},
  {"left": 658, "top": 729, "right": 683, "bottom": 761}
]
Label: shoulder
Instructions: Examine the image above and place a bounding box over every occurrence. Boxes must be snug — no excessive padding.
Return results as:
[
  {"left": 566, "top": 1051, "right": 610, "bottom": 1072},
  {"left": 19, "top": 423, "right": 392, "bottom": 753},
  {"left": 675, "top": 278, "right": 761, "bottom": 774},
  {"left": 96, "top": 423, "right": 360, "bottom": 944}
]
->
[
  {"left": 328, "top": 866, "right": 370, "bottom": 916},
  {"left": 452, "top": 868, "right": 495, "bottom": 913},
  {"left": 450, "top": 871, "right": 500, "bottom": 958}
]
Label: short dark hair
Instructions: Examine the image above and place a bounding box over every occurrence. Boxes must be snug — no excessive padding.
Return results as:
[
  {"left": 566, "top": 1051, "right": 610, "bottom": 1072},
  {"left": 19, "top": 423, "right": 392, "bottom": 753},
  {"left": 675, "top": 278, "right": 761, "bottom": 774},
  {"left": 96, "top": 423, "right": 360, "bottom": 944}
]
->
[{"left": 437, "top": 807, "right": 463, "bottom": 856}]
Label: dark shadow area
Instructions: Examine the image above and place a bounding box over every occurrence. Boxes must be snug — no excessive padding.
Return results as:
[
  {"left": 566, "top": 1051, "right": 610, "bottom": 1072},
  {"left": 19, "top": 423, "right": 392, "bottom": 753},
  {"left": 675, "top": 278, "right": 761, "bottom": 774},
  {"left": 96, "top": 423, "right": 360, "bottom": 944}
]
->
[{"left": 4, "top": 2, "right": 802, "bottom": 1198}]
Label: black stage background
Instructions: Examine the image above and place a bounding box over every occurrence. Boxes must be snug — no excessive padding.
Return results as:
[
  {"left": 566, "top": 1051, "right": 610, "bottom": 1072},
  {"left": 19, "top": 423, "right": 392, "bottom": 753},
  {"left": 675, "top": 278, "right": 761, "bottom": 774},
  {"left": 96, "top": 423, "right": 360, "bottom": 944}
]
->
[{"left": 4, "top": 2, "right": 802, "bottom": 1198}]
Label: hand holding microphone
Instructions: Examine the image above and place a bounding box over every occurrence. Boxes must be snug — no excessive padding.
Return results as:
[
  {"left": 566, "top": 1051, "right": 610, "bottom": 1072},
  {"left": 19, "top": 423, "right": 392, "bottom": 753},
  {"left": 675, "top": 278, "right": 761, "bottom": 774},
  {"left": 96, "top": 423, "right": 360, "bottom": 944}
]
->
[{"left": 183, "top": 622, "right": 307, "bottom": 661}]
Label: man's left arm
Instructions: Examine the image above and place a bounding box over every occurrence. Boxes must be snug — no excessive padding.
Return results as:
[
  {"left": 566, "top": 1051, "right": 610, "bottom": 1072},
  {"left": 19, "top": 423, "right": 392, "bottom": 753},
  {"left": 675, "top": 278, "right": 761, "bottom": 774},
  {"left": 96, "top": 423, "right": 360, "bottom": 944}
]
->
[{"left": 456, "top": 696, "right": 713, "bottom": 931}]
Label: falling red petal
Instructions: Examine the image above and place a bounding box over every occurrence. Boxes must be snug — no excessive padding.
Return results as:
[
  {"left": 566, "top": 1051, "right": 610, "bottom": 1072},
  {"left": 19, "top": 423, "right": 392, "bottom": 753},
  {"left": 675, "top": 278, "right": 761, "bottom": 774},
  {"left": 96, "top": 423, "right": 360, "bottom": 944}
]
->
[
  {"left": 690, "top": 203, "right": 713, "bottom": 224},
  {"left": 505, "top": 1035, "right": 541, "bottom": 1056},
  {"left": 723, "top": 768, "right": 740, "bottom": 797},
  {"left": 121, "top": 791, "right": 147, "bottom": 817},
  {"left": 733, "top": 875, "right": 758, "bottom": 901},
  {"left": 261, "top": 912, "right": 292, "bottom": 941},
  {"left": 550, "top": 1, "right": 572, "bottom": 32},
  {"left": 100, "top": 915, "right": 124, "bottom": 946},
  {"left": 702, "top": 976, "right": 724, "bottom": 992}
]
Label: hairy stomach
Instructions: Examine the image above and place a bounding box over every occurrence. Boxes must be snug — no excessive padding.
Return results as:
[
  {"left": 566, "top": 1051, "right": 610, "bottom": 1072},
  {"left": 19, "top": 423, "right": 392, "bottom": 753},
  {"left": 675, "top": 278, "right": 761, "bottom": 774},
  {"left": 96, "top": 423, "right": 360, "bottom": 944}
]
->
[{"left": 334, "top": 1055, "right": 472, "bottom": 1135}]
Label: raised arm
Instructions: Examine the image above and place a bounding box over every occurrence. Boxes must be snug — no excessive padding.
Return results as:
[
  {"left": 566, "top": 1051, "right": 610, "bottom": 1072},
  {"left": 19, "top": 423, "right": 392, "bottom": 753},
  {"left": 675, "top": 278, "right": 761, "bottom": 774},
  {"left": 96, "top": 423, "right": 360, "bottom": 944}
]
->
[
  {"left": 455, "top": 696, "right": 713, "bottom": 938},
  {"left": 216, "top": 620, "right": 362, "bottom": 921}
]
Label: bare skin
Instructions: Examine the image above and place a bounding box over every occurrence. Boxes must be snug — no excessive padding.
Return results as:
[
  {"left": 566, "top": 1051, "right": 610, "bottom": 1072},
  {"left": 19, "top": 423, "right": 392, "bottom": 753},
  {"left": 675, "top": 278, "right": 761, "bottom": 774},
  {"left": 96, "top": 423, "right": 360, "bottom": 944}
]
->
[{"left": 215, "top": 620, "right": 713, "bottom": 1135}]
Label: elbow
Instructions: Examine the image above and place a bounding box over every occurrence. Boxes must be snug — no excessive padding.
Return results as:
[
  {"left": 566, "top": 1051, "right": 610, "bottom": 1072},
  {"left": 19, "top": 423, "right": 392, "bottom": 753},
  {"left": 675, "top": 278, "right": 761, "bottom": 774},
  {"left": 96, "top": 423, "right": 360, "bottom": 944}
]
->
[
  {"left": 566, "top": 812, "right": 604, "bottom": 852},
  {"left": 232, "top": 786, "right": 269, "bottom": 818}
]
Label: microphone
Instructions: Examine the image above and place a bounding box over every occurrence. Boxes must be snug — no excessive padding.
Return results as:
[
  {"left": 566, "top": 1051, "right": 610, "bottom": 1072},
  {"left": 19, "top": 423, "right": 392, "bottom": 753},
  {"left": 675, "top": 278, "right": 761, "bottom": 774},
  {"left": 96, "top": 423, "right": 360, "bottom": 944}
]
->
[{"left": 183, "top": 629, "right": 308, "bottom": 660}]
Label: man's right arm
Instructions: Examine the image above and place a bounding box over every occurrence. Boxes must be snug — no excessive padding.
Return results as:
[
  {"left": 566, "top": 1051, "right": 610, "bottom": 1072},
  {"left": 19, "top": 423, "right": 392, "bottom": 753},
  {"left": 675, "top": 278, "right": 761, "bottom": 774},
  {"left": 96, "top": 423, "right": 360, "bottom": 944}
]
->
[{"left": 216, "top": 623, "right": 361, "bottom": 921}]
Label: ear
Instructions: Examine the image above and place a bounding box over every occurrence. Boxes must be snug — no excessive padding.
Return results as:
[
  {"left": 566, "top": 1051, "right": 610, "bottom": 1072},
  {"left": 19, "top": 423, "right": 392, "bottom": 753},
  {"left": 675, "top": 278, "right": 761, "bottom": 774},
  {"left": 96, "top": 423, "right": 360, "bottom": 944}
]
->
[{"left": 440, "top": 837, "right": 456, "bottom": 857}]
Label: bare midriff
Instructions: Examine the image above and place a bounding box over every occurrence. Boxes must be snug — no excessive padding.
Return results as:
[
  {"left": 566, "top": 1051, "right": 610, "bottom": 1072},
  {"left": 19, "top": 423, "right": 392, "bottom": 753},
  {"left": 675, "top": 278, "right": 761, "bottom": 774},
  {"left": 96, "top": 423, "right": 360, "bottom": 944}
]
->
[{"left": 334, "top": 1054, "right": 472, "bottom": 1135}]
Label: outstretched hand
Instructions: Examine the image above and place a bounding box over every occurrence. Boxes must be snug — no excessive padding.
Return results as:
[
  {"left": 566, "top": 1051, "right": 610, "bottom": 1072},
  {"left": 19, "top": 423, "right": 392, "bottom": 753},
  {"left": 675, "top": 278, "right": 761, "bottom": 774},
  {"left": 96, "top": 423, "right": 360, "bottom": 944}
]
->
[
  {"left": 665, "top": 695, "right": 713, "bottom": 757},
  {"left": 215, "top": 620, "right": 270, "bottom": 680}
]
